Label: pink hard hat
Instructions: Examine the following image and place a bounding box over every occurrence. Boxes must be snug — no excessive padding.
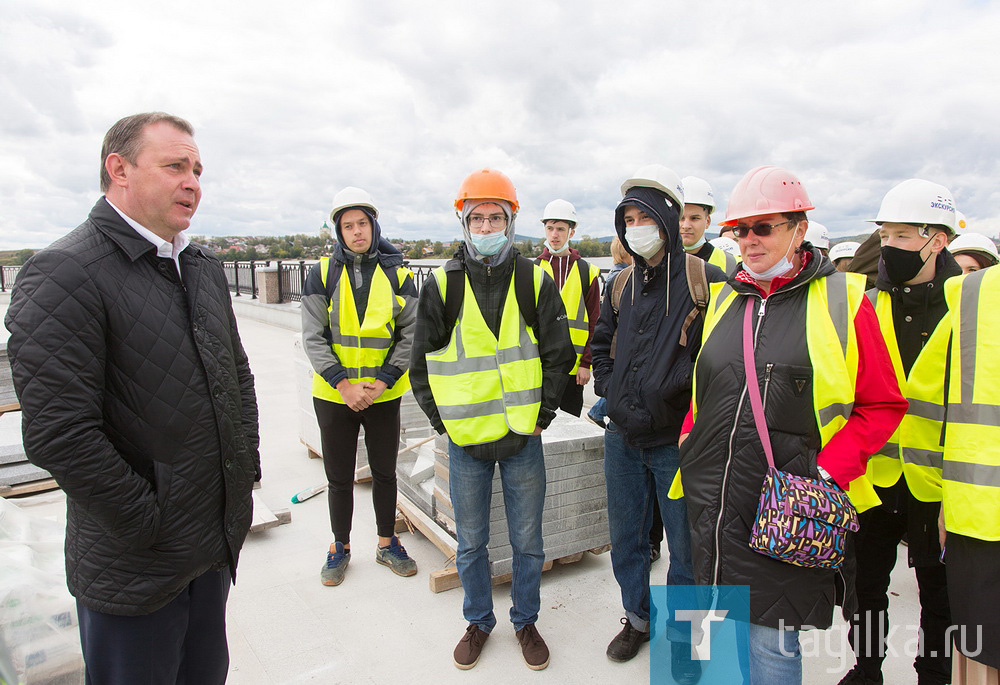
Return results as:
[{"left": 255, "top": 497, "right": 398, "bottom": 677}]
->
[{"left": 720, "top": 166, "right": 815, "bottom": 226}]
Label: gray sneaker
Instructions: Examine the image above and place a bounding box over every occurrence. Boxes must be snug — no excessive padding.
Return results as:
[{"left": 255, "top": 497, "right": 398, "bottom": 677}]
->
[
  {"left": 321, "top": 542, "right": 350, "bottom": 586},
  {"left": 375, "top": 535, "right": 417, "bottom": 577}
]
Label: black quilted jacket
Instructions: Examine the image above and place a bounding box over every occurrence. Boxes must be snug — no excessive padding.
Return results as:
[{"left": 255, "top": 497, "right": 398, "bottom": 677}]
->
[{"left": 5, "top": 198, "right": 260, "bottom": 616}]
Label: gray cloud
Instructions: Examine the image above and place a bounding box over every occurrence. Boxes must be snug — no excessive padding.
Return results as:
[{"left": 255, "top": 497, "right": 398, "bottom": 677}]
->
[{"left": 2, "top": 0, "right": 999, "bottom": 250}]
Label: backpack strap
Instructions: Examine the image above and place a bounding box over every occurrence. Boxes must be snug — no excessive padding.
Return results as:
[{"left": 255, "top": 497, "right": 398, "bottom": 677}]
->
[
  {"left": 443, "top": 267, "right": 465, "bottom": 333},
  {"left": 514, "top": 255, "right": 538, "bottom": 329},
  {"left": 577, "top": 257, "right": 593, "bottom": 298},
  {"left": 608, "top": 264, "right": 635, "bottom": 359},
  {"left": 679, "top": 253, "right": 710, "bottom": 347},
  {"left": 610, "top": 264, "right": 634, "bottom": 316}
]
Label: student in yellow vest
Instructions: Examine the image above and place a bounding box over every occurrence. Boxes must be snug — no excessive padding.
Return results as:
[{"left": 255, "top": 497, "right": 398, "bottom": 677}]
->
[
  {"left": 840, "top": 179, "right": 961, "bottom": 685},
  {"left": 301, "top": 186, "right": 418, "bottom": 587},
  {"left": 408, "top": 169, "right": 575, "bottom": 671},
  {"left": 681, "top": 175, "right": 738, "bottom": 276},
  {"left": 536, "top": 198, "right": 602, "bottom": 417},
  {"left": 927, "top": 267, "right": 1000, "bottom": 684}
]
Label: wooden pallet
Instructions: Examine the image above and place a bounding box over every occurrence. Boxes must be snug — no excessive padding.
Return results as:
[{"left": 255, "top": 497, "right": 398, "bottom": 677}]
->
[{"left": 427, "top": 545, "right": 610, "bottom": 594}]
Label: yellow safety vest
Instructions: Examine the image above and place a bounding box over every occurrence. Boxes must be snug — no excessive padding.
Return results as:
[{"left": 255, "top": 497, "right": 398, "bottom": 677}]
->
[
  {"left": 425, "top": 266, "right": 544, "bottom": 446},
  {"left": 866, "top": 291, "right": 950, "bottom": 498},
  {"left": 675, "top": 271, "right": 881, "bottom": 512},
  {"left": 937, "top": 269, "right": 1000, "bottom": 540},
  {"left": 706, "top": 246, "right": 738, "bottom": 277},
  {"left": 538, "top": 258, "right": 601, "bottom": 374},
  {"left": 311, "top": 257, "right": 412, "bottom": 404}
]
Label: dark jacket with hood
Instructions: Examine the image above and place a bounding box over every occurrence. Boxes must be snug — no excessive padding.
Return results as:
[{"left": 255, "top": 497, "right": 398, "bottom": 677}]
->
[
  {"left": 5, "top": 197, "right": 260, "bottom": 616},
  {"left": 301, "top": 209, "right": 417, "bottom": 392},
  {"left": 409, "top": 245, "right": 575, "bottom": 460},
  {"left": 680, "top": 247, "right": 858, "bottom": 630},
  {"left": 867, "top": 247, "right": 962, "bottom": 567},
  {"left": 591, "top": 187, "right": 726, "bottom": 448}
]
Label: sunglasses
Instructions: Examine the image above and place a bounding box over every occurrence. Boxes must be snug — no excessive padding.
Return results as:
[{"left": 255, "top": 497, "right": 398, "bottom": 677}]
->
[{"left": 732, "top": 219, "right": 794, "bottom": 239}]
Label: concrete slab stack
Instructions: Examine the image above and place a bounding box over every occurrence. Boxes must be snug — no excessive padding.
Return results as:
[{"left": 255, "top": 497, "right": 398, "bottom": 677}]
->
[{"left": 430, "top": 413, "right": 609, "bottom": 578}]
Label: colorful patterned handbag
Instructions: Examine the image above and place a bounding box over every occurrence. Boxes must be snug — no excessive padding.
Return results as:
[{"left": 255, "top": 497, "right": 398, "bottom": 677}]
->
[{"left": 740, "top": 298, "right": 860, "bottom": 570}]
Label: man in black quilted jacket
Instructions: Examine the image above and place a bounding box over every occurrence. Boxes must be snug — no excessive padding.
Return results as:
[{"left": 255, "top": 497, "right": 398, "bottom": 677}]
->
[{"left": 5, "top": 112, "right": 260, "bottom": 684}]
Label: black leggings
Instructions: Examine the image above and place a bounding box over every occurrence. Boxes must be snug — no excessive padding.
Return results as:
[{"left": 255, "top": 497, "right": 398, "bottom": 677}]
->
[{"left": 314, "top": 396, "right": 401, "bottom": 543}]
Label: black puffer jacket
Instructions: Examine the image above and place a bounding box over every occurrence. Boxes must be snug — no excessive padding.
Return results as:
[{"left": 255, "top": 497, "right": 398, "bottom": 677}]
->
[
  {"left": 5, "top": 198, "right": 260, "bottom": 616},
  {"left": 591, "top": 187, "right": 726, "bottom": 448},
  {"left": 679, "top": 248, "right": 855, "bottom": 630}
]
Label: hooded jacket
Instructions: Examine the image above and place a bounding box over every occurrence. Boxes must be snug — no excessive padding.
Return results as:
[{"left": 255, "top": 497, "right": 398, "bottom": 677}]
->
[
  {"left": 5, "top": 198, "right": 259, "bottom": 615},
  {"left": 591, "top": 186, "right": 726, "bottom": 448},
  {"left": 409, "top": 245, "right": 575, "bottom": 460},
  {"left": 301, "top": 209, "right": 417, "bottom": 392}
]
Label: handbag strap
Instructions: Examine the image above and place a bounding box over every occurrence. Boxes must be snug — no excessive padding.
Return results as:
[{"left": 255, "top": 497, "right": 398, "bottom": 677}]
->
[{"left": 742, "top": 297, "right": 775, "bottom": 469}]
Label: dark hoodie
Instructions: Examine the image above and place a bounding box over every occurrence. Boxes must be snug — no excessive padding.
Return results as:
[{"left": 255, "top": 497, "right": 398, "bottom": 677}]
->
[
  {"left": 590, "top": 187, "right": 726, "bottom": 448},
  {"left": 300, "top": 209, "right": 417, "bottom": 391}
]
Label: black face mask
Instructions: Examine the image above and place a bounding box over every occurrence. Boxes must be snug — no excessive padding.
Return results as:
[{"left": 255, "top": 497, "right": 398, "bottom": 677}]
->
[{"left": 880, "top": 239, "right": 932, "bottom": 284}]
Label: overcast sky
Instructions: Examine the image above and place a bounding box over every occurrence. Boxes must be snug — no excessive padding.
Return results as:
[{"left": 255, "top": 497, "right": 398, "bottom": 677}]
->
[{"left": 2, "top": 0, "right": 998, "bottom": 250}]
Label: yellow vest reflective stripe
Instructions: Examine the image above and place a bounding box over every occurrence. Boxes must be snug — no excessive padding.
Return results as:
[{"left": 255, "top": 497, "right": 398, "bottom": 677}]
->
[
  {"left": 311, "top": 257, "right": 411, "bottom": 404},
  {"left": 538, "top": 258, "right": 600, "bottom": 374},
  {"left": 425, "top": 266, "right": 543, "bottom": 446},
  {"left": 897, "top": 317, "right": 950, "bottom": 501},
  {"left": 707, "top": 247, "right": 738, "bottom": 276},
  {"left": 865, "top": 291, "right": 907, "bottom": 485},
  {"left": 684, "top": 272, "right": 880, "bottom": 512},
  {"left": 940, "top": 269, "right": 1000, "bottom": 540}
]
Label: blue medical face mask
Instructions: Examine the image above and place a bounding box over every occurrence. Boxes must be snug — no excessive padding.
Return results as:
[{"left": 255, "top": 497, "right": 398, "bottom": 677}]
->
[{"left": 470, "top": 230, "right": 508, "bottom": 256}]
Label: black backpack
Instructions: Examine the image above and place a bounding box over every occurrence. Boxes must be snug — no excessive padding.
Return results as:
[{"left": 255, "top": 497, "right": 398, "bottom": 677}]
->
[{"left": 442, "top": 255, "right": 538, "bottom": 332}]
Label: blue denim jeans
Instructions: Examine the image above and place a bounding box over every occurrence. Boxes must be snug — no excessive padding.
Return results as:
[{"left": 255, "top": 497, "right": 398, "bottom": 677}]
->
[
  {"left": 604, "top": 422, "right": 694, "bottom": 638},
  {"left": 448, "top": 436, "right": 546, "bottom": 633},
  {"left": 587, "top": 397, "right": 608, "bottom": 423},
  {"left": 735, "top": 621, "right": 801, "bottom": 684}
]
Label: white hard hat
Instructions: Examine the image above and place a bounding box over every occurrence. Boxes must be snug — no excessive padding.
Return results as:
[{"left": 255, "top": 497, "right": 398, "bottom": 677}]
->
[
  {"left": 949, "top": 233, "right": 1000, "bottom": 264},
  {"left": 954, "top": 211, "right": 968, "bottom": 234},
  {"left": 829, "top": 241, "right": 861, "bottom": 263},
  {"left": 330, "top": 186, "right": 378, "bottom": 223},
  {"left": 867, "top": 179, "right": 957, "bottom": 234},
  {"left": 805, "top": 221, "right": 830, "bottom": 250},
  {"left": 681, "top": 176, "right": 715, "bottom": 213},
  {"left": 709, "top": 236, "right": 739, "bottom": 257},
  {"left": 621, "top": 164, "right": 685, "bottom": 211},
  {"left": 540, "top": 199, "right": 578, "bottom": 225}
]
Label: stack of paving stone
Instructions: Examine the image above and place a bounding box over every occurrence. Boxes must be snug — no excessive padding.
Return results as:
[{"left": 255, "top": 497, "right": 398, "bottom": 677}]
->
[
  {"left": 293, "top": 340, "right": 435, "bottom": 471},
  {"left": 431, "top": 412, "right": 609, "bottom": 578}
]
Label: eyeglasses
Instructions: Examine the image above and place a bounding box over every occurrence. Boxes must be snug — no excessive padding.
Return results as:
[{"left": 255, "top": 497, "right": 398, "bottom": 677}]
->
[
  {"left": 469, "top": 215, "right": 507, "bottom": 229},
  {"left": 732, "top": 219, "right": 794, "bottom": 239}
]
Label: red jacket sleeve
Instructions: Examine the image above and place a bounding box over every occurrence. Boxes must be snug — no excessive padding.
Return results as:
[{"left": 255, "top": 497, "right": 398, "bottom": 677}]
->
[
  {"left": 816, "top": 296, "right": 908, "bottom": 487},
  {"left": 578, "top": 274, "right": 602, "bottom": 370}
]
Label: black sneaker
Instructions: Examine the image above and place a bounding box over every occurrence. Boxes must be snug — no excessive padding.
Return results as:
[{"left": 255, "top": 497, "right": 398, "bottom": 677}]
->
[
  {"left": 650, "top": 545, "right": 661, "bottom": 564},
  {"left": 671, "top": 640, "right": 703, "bottom": 685},
  {"left": 607, "top": 617, "right": 650, "bottom": 662},
  {"left": 837, "top": 665, "right": 883, "bottom": 684}
]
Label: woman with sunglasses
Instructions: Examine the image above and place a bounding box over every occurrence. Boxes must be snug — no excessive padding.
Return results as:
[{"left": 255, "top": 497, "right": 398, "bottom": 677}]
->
[{"left": 676, "top": 166, "right": 908, "bottom": 683}]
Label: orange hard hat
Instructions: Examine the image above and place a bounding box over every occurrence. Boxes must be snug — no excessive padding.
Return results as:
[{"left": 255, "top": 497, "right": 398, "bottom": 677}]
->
[{"left": 454, "top": 168, "right": 519, "bottom": 213}]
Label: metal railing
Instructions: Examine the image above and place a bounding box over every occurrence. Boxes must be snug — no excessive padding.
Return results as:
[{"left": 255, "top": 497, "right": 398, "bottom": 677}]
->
[
  {"left": 1, "top": 260, "right": 610, "bottom": 302},
  {"left": 0, "top": 265, "right": 20, "bottom": 292}
]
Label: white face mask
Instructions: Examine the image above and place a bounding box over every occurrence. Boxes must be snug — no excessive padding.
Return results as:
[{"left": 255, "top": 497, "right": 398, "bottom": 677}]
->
[
  {"left": 544, "top": 239, "right": 570, "bottom": 255},
  {"left": 625, "top": 224, "right": 665, "bottom": 259},
  {"left": 685, "top": 234, "right": 707, "bottom": 252},
  {"left": 743, "top": 231, "right": 798, "bottom": 281}
]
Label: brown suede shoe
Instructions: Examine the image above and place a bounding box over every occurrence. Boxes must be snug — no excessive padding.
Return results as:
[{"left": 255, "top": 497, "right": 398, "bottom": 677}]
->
[
  {"left": 515, "top": 624, "right": 550, "bottom": 670},
  {"left": 453, "top": 624, "right": 489, "bottom": 670}
]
